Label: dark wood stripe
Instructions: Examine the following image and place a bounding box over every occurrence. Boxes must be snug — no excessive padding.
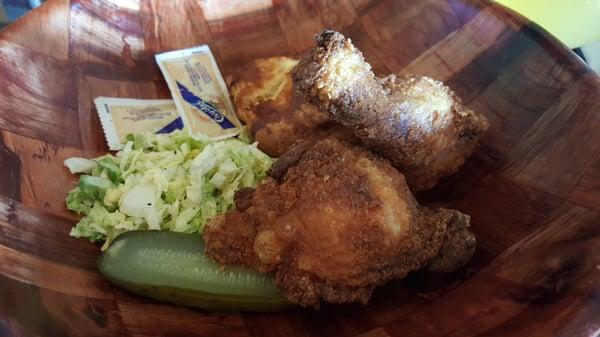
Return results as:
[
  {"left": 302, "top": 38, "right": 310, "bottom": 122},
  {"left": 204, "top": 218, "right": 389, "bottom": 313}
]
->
[
  {"left": 0, "top": 132, "right": 20, "bottom": 201},
  {"left": 447, "top": 21, "right": 590, "bottom": 108},
  {"left": 242, "top": 310, "right": 315, "bottom": 337},
  {"left": 0, "top": 273, "right": 70, "bottom": 337},
  {"left": 298, "top": 302, "right": 379, "bottom": 336},
  {"left": 354, "top": 0, "right": 465, "bottom": 74},
  {"left": 0, "top": 273, "right": 130, "bottom": 337},
  {"left": 420, "top": 24, "right": 582, "bottom": 203},
  {"left": 567, "top": 157, "right": 600, "bottom": 211},
  {"left": 399, "top": 5, "right": 511, "bottom": 81},
  {"left": 70, "top": 57, "right": 163, "bottom": 82},
  {"left": 380, "top": 205, "right": 600, "bottom": 337},
  {"left": 140, "top": 0, "right": 213, "bottom": 57},
  {"left": 446, "top": 26, "right": 535, "bottom": 104},
  {"left": 207, "top": 6, "right": 281, "bottom": 39},
  {"left": 211, "top": 8, "right": 290, "bottom": 75},
  {"left": 0, "top": 129, "right": 85, "bottom": 219},
  {"left": 0, "top": 195, "right": 99, "bottom": 270},
  {"left": 447, "top": 175, "right": 567, "bottom": 256},
  {"left": 500, "top": 74, "right": 600, "bottom": 196},
  {"left": 116, "top": 301, "right": 249, "bottom": 337},
  {"left": 417, "top": 149, "right": 504, "bottom": 206},
  {"left": 519, "top": 22, "right": 592, "bottom": 79},
  {"left": 446, "top": 0, "right": 490, "bottom": 25}
]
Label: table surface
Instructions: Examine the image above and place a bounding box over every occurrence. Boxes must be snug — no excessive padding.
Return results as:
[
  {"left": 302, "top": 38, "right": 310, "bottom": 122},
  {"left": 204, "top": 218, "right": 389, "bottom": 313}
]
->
[{"left": 0, "top": 0, "right": 599, "bottom": 336}]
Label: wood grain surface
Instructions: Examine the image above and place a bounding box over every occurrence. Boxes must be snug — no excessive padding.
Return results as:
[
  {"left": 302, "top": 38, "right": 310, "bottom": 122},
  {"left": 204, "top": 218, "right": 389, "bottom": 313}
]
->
[{"left": 0, "top": 0, "right": 599, "bottom": 336}]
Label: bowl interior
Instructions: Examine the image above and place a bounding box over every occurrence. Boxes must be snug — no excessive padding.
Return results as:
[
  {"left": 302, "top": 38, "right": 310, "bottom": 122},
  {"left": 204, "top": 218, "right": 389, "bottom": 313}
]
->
[{"left": 0, "top": 0, "right": 598, "bottom": 336}]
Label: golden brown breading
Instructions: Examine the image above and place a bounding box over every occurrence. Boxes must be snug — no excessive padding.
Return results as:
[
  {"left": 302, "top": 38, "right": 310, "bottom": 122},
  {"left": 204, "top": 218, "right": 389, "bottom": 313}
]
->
[
  {"left": 293, "top": 30, "right": 489, "bottom": 191},
  {"left": 426, "top": 210, "right": 475, "bottom": 273},
  {"left": 204, "top": 137, "right": 475, "bottom": 307},
  {"left": 230, "top": 57, "right": 329, "bottom": 157}
]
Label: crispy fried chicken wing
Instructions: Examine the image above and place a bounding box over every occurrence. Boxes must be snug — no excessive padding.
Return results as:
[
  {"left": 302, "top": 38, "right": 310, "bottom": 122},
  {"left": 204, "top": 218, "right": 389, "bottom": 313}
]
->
[
  {"left": 204, "top": 137, "right": 475, "bottom": 307},
  {"left": 230, "top": 57, "right": 329, "bottom": 157},
  {"left": 293, "top": 30, "right": 489, "bottom": 191}
]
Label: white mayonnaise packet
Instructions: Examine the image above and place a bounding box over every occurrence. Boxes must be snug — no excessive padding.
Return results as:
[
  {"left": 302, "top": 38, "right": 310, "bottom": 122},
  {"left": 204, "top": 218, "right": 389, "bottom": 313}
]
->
[
  {"left": 95, "top": 97, "right": 183, "bottom": 150},
  {"left": 155, "top": 45, "right": 241, "bottom": 139}
]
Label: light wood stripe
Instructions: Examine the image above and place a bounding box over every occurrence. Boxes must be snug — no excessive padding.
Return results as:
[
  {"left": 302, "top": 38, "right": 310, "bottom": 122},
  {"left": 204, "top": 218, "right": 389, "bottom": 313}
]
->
[
  {"left": 400, "top": 6, "right": 509, "bottom": 80},
  {"left": 0, "top": 244, "right": 112, "bottom": 299}
]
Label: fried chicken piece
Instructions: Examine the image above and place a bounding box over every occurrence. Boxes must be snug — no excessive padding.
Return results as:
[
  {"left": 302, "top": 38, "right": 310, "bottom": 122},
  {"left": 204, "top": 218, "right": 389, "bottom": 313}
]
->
[
  {"left": 293, "top": 30, "right": 489, "bottom": 191},
  {"left": 230, "top": 57, "right": 329, "bottom": 157},
  {"left": 204, "top": 137, "right": 475, "bottom": 307},
  {"left": 426, "top": 210, "right": 475, "bottom": 273}
]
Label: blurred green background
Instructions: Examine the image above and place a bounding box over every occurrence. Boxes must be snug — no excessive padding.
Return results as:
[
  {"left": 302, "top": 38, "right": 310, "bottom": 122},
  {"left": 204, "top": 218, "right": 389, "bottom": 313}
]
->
[
  {"left": 497, "top": 0, "right": 600, "bottom": 48},
  {"left": 496, "top": 0, "right": 600, "bottom": 72}
]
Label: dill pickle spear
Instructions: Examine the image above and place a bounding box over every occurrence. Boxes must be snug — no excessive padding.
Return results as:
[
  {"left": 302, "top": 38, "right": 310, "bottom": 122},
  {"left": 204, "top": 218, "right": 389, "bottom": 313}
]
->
[{"left": 98, "top": 231, "right": 292, "bottom": 311}]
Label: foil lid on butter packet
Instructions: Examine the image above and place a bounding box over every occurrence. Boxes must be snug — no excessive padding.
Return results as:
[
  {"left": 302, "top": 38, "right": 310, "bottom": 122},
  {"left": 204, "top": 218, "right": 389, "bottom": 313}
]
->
[
  {"left": 95, "top": 97, "right": 184, "bottom": 150},
  {"left": 155, "top": 45, "right": 241, "bottom": 139}
]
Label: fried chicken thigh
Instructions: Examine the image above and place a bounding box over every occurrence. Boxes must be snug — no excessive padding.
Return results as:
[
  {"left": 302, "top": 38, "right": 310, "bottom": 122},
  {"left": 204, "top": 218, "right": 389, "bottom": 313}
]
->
[
  {"left": 230, "top": 57, "right": 329, "bottom": 157},
  {"left": 204, "top": 137, "right": 475, "bottom": 307},
  {"left": 293, "top": 30, "right": 489, "bottom": 191}
]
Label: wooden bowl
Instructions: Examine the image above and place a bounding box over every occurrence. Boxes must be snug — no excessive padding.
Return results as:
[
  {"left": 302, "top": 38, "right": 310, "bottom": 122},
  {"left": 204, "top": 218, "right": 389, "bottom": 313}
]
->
[{"left": 0, "top": 1, "right": 598, "bottom": 336}]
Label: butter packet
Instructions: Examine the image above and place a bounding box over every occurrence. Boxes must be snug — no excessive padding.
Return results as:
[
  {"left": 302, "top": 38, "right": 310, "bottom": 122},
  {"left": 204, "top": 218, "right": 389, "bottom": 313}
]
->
[
  {"left": 95, "top": 97, "right": 184, "bottom": 150},
  {"left": 155, "top": 45, "right": 241, "bottom": 139}
]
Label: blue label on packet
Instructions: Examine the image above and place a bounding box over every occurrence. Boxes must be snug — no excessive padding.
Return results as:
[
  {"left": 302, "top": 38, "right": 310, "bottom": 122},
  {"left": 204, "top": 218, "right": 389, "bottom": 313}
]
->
[
  {"left": 176, "top": 81, "right": 236, "bottom": 129},
  {"left": 156, "top": 116, "right": 184, "bottom": 134}
]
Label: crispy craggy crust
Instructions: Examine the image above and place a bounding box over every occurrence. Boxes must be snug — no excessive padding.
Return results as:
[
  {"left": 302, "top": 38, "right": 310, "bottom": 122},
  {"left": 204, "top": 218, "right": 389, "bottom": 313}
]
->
[
  {"left": 204, "top": 137, "right": 475, "bottom": 307},
  {"left": 427, "top": 210, "right": 476, "bottom": 273},
  {"left": 230, "top": 56, "right": 330, "bottom": 157},
  {"left": 293, "top": 30, "right": 489, "bottom": 191}
]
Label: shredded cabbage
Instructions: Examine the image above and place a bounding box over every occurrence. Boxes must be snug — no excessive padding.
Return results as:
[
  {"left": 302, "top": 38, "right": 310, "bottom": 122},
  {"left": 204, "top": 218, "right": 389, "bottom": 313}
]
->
[{"left": 65, "top": 130, "right": 272, "bottom": 249}]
